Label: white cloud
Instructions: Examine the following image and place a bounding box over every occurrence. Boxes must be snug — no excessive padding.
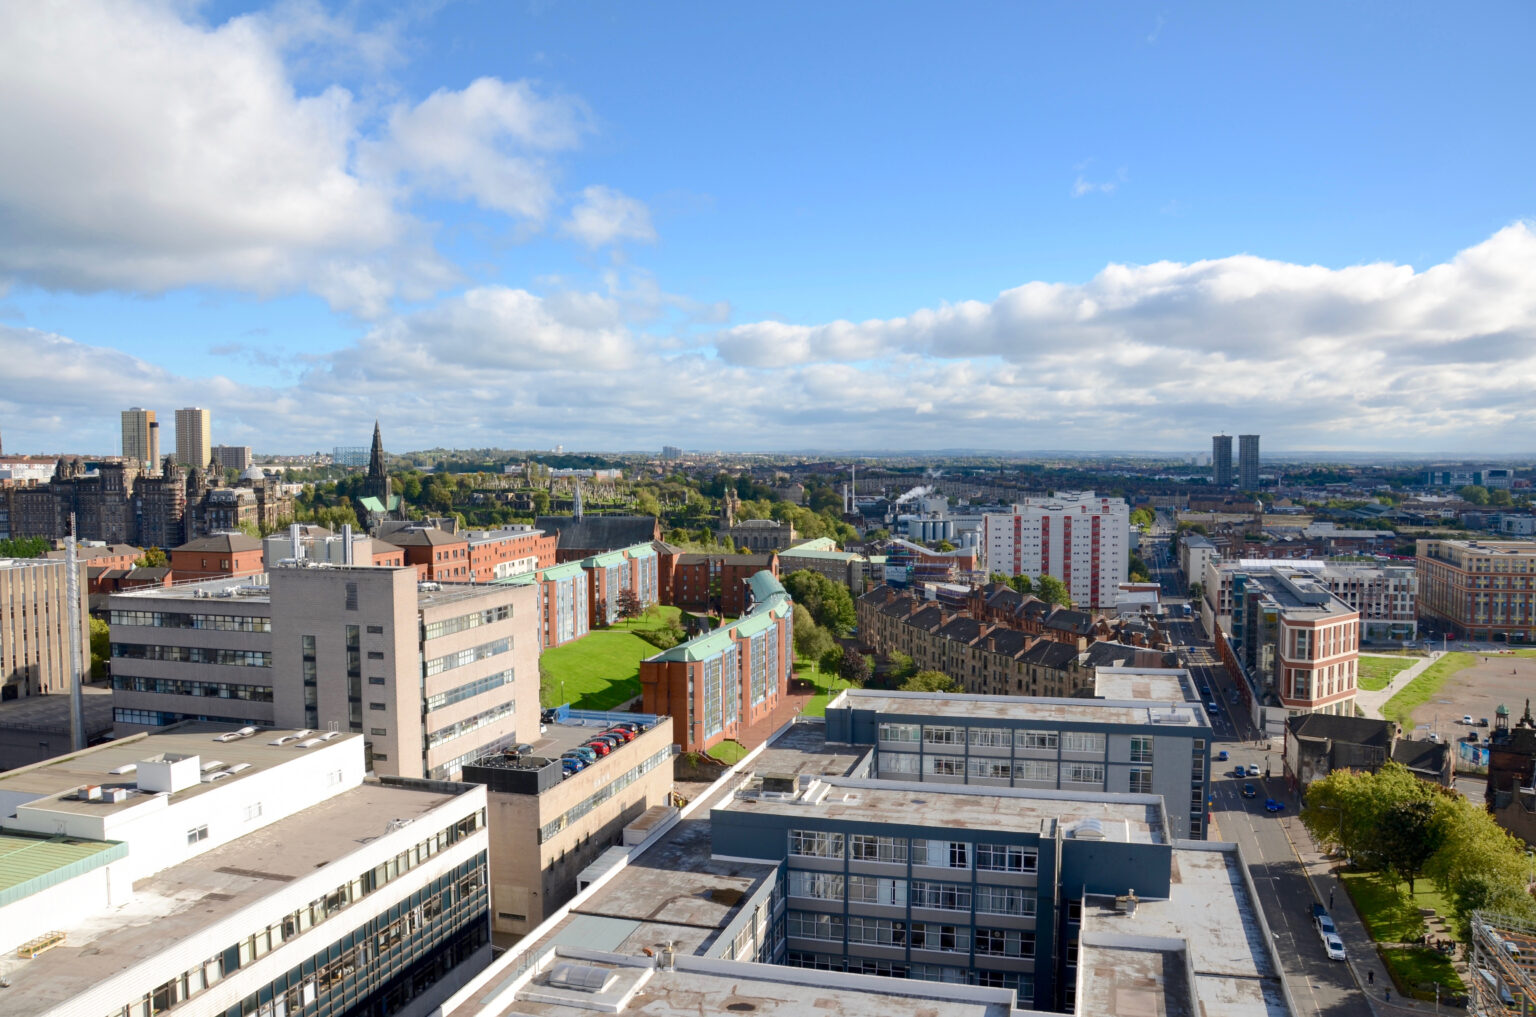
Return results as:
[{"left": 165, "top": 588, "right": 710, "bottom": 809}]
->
[
  {"left": 6, "top": 226, "right": 1536, "bottom": 454},
  {"left": 562, "top": 186, "right": 657, "bottom": 247},
  {"left": 0, "top": 3, "right": 595, "bottom": 315},
  {"left": 1072, "top": 165, "right": 1127, "bottom": 197}
]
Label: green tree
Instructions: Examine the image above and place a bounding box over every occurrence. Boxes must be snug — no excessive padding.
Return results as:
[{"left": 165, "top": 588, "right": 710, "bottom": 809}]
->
[
  {"left": 635, "top": 490, "right": 662, "bottom": 517},
  {"left": 1036, "top": 574, "right": 1071, "bottom": 608},
  {"left": 900, "top": 670, "right": 959, "bottom": 693},
  {"left": 935, "top": 539, "right": 956, "bottom": 552},
  {"left": 865, "top": 528, "right": 890, "bottom": 542},
  {"left": 1458, "top": 484, "right": 1490, "bottom": 505},
  {"left": 135, "top": 546, "right": 169, "bottom": 568},
  {"left": 1128, "top": 550, "right": 1151, "bottom": 583},
  {"left": 820, "top": 645, "right": 844, "bottom": 676},
  {"left": 886, "top": 651, "right": 916, "bottom": 681},
  {"left": 1490, "top": 487, "right": 1514, "bottom": 507},
  {"left": 1008, "top": 573, "right": 1034, "bottom": 595},
  {"left": 840, "top": 651, "right": 872, "bottom": 687},
  {"left": 1129, "top": 507, "right": 1155, "bottom": 528},
  {"left": 988, "top": 571, "right": 1011, "bottom": 586},
  {"left": 531, "top": 489, "right": 551, "bottom": 515},
  {"left": 782, "top": 569, "right": 856, "bottom": 636},
  {"left": 0, "top": 536, "right": 50, "bottom": 558},
  {"left": 1377, "top": 798, "right": 1442, "bottom": 894},
  {"left": 89, "top": 617, "right": 110, "bottom": 681}
]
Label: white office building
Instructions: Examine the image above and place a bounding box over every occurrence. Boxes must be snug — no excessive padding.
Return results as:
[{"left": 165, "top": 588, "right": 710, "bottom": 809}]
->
[{"left": 982, "top": 492, "right": 1129, "bottom": 609}]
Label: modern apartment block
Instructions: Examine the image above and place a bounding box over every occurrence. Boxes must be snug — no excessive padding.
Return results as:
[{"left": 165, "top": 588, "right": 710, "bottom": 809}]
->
[
  {"left": 1211, "top": 434, "right": 1233, "bottom": 487},
  {"left": 175, "top": 406, "right": 212, "bottom": 467},
  {"left": 981, "top": 492, "right": 1129, "bottom": 609},
  {"left": 108, "top": 565, "right": 539, "bottom": 779},
  {"left": 120, "top": 407, "right": 160, "bottom": 470},
  {"left": 1202, "top": 558, "right": 1417, "bottom": 643},
  {"left": 465, "top": 526, "right": 558, "bottom": 582},
  {"left": 1, "top": 556, "right": 89, "bottom": 701},
  {"left": 1224, "top": 566, "right": 1360, "bottom": 723},
  {"left": 1417, "top": 538, "right": 1536, "bottom": 643},
  {"left": 1238, "top": 434, "right": 1260, "bottom": 490},
  {"left": 0, "top": 725, "right": 492, "bottom": 1017},
  {"left": 825, "top": 686, "right": 1212, "bottom": 839},
  {"left": 495, "top": 561, "right": 590, "bottom": 648},
  {"left": 435, "top": 715, "right": 1293, "bottom": 1017},
  {"left": 461, "top": 712, "right": 675, "bottom": 939},
  {"left": 581, "top": 542, "right": 660, "bottom": 627},
  {"left": 211, "top": 444, "right": 253, "bottom": 471},
  {"left": 668, "top": 551, "right": 779, "bottom": 615},
  {"left": 640, "top": 571, "right": 793, "bottom": 753}
]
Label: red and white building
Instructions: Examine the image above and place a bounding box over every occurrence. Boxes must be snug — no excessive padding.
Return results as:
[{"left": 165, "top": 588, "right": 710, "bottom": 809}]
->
[
  {"left": 1225, "top": 566, "right": 1360, "bottom": 723},
  {"left": 982, "top": 492, "right": 1129, "bottom": 609}
]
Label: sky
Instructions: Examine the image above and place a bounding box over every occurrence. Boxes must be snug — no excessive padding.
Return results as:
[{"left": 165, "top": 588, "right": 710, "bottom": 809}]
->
[{"left": 1, "top": 1, "right": 1533, "bottom": 457}]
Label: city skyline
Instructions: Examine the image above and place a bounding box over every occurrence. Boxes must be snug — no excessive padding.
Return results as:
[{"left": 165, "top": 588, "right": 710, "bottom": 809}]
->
[{"left": 0, "top": 3, "right": 1533, "bottom": 455}]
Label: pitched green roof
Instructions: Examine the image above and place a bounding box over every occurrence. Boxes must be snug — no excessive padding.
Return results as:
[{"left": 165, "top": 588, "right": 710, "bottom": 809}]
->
[
  {"left": 584, "top": 549, "right": 629, "bottom": 568},
  {"left": 0, "top": 833, "right": 126, "bottom": 908}
]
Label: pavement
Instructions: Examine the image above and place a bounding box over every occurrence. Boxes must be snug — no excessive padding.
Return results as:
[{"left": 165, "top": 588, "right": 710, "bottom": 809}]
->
[{"left": 1354, "top": 652, "right": 1443, "bottom": 719}]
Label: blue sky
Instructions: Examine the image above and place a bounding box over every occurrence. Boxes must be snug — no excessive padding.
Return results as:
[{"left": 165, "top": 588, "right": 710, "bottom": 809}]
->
[{"left": 1, "top": 1, "right": 1533, "bottom": 455}]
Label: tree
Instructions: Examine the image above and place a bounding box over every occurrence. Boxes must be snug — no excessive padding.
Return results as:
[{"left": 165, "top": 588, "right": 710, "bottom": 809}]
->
[
  {"left": 1036, "top": 574, "right": 1071, "bottom": 608},
  {"left": 1376, "top": 798, "right": 1442, "bottom": 894},
  {"left": 1458, "top": 484, "right": 1490, "bottom": 505},
  {"left": 886, "top": 651, "right": 916, "bottom": 681},
  {"left": 0, "top": 536, "right": 50, "bottom": 558},
  {"left": 635, "top": 490, "right": 662, "bottom": 517},
  {"left": 1188, "top": 581, "right": 1204, "bottom": 601},
  {"left": 615, "top": 589, "right": 642, "bottom": 619},
  {"left": 900, "top": 670, "right": 958, "bottom": 693},
  {"left": 1129, "top": 507, "right": 1155, "bottom": 528},
  {"left": 135, "top": 546, "right": 169, "bottom": 568},
  {"left": 988, "top": 571, "right": 1011, "bottom": 586},
  {"left": 839, "top": 651, "right": 872, "bottom": 687},
  {"left": 1128, "top": 550, "right": 1151, "bottom": 583},
  {"left": 89, "top": 617, "right": 110, "bottom": 681},
  {"left": 820, "top": 645, "right": 844, "bottom": 676},
  {"left": 782, "top": 568, "right": 856, "bottom": 636},
  {"left": 1007, "top": 573, "right": 1033, "bottom": 595},
  {"left": 935, "top": 539, "right": 956, "bottom": 552},
  {"left": 531, "top": 489, "right": 551, "bottom": 515},
  {"left": 1490, "top": 487, "right": 1514, "bottom": 507}
]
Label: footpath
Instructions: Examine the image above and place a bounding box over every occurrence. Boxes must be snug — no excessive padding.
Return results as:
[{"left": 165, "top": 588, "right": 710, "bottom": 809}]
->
[{"left": 1354, "top": 652, "right": 1443, "bottom": 719}]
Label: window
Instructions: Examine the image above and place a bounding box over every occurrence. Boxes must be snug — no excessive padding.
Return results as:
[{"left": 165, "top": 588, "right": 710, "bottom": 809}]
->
[
  {"left": 909, "top": 923, "right": 968, "bottom": 953},
  {"left": 187, "top": 825, "right": 209, "bottom": 844},
  {"left": 881, "top": 752, "right": 919, "bottom": 775},
  {"left": 367, "top": 651, "right": 385, "bottom": 660},
  {"left": 242, "top": 803, "right": 262, "bottom": 822},
  {"left": 788, "top": 829, "right": 844, "bottom": 859},
  {"left": 848, "top": 916, "right": 906, "bottom": 946},
  {"left": 879, "top": 723, "right": 920, "bottom": 743},
  {"left": 976, "top": 928, "right": 1035, "bottom": 958},
  {"left": 968, "top": 727, "right": 1011, "bottom": 748},
  {"left": 850, "top": 834, "right": 908, "bottom": 864},
  {"left": 1129, "top": 767, "right": 1154, "bottom": 794},
  {"left": 848, "top": 875, "right": 907, "bottom": 906},
  {"left": 366, "top": 625, "right": 384, "bottom": 634},
  {"left": 910, "top": 880, "right": 971, "bottom": 911},
  {"left": 788, "top": 870, "right": 844, "bottom": 900},
  {"left": 976, "top": 843, "right": 1037, "bottom": 872},
  {"left": 1062, "top": 762, "right": 1105, "bottom": 784},
  {"left": 1063, "top": 731, "right": 1105, "bottom": 753},
  {"left": 1130, "top": 735, "right": 1154, "bottom": 763},
  {"left": 975, "top": 885, "right": 1035, "bottom": 916},
  {"left": 912, "top": 839, "right": 969, "bottom": 869},
  {"left": 1016, "top": 759, "right": 1058, "bottom": 782},
  {"left": 370, "top": 727, "right": 387, "bottom": 736},
  {"left": 968, "top": 758, "right": 1012, "bottom": 779},
  {"left": 923, "top": 725, "right": 963, "bottom": 746},
  {"left": 369, "top": 676, "right": 386, "bottom": 686},
  {"left": 369, "top": 702, "right": 387, "bottom": 711},
  {"left": 787, "top": 911, "right": 843, "bottom": 942},
  {"left": 1015, "top": 729, "right": 1058, "bottom": 750},
  {"left": 925, "top": 755, "right": 964, "bottom": 777}
]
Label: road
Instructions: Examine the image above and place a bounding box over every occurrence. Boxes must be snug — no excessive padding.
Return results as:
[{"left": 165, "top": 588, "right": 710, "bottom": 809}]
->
[{"left": 1144, "top": 530, "right": 1376, "bottom": 1017}]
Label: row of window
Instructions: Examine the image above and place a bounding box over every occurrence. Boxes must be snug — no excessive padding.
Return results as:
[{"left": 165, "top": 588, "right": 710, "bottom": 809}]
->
[
  {"left": 423, "top": 637, "right": 512, "bottom": 677},
  {"left": 115, "top": 708, "right": 255, "bottom": 728},
  {"left": 789, "top": 831, "right": 1038, "bottom": 872},
  {"left": 424, "top": 668, "right": 514, "bottom": 713},
  {"left": 879, "top": 723, "right": 1107, "bottom": 754},
  {"left": 422, "top": 603, "right": 512, "bottom": 642},
  {"left": 111, "top": 643, "right": 271, "bottom": 668},
  {"left": 424, "top": 700, "right": 516, "bottom": 749},
  {"left": 538, "top": 744, "right": 671, "bottom": 843},
  {"left": 109, "top": 610, "right": 272, "bottom": 633},
  {"left": 787, "top": 871, "right": 1037, "bottom": 915},
  {"left": 112, "top": 675, "right": 274, "bottom": 702},
  {"left": 883, "top": 754, "right": 1108, "bottom": 785}
]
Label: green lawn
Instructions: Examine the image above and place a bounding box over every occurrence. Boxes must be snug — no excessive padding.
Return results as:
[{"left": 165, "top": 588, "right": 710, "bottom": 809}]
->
[
  {"left": 797, "top": 659, "right": 851, "bottom": 718},
  {"left": 1378, "top": 947, "right": 1465, "bottom": 1000},
  {"left": 1339, "top": 871, "right": 1452, "bottom": 944},
  {"left": 1358, "top": 655, "right": 1415, "bottom": 692},
  {"left": 707, "top": 739, "right": 749, "bottom": 765},
  {"left": 538, "top": 606, "right": 685, "bottom": 711},
  {"left": 1381, "top": 652, "right": 1476, "bottom": 728}
]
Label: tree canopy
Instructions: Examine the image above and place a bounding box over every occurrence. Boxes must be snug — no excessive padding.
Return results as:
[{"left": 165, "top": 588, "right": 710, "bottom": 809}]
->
[
  {"left": 900, "top": 670, "right": 959, "bottom": 693},
  {"left": 782, "top": 569, "right": 857, "bottom": 636},
  {"left": 1035, "top": 574, "right": 1071, "bottom": 608}
]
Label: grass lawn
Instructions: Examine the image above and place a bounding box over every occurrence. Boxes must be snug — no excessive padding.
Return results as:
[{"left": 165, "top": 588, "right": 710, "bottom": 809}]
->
[
  {"left": 1381, "top": 652, "right": 1476, "bottom": 728},
  {"left": 1358, "top": 655, "right": 1415, "bottom": 692},
  {"left": 1379, "top": 947, "right": 1465, "bottom": 1000},
  {"left": 538, "top": 606, "right": 685, "bottom": 711},
  {"left": 798, "top": 659, "right": 851, "bottom": 718},
  {"left": 707, "top": 739, "right": 749, "bottom": 765},
  {"left": 1339, "top": 871, "right": 1453, "bottom": 944},
  {"left": 609, "top": 605, "right": 683, "bottom": 634}
]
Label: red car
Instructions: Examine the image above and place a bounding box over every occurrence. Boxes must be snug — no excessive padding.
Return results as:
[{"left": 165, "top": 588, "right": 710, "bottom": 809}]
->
[
  {"left": 584, "top": 740, "right": 612, "bottom": 756},
  {"left": 603, "top": 727, "right": 635, "bottom": 743}
]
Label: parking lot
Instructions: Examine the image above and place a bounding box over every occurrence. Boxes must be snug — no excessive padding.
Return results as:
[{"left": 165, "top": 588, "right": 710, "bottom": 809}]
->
[{"left": 1411, "top": 650, "right": 1536, "bottom": 741}]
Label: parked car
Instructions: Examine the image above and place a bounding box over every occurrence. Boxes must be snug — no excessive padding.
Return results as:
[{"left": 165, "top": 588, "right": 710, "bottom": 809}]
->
[
  {"left": 1246, "top": 764, "right": 1261, "bottom": 777},
  {"left": 541, "top": 708, "right": 558, "bottom": 724},
  {"left": 560, "top": 758, "right": 584, "bottom": 776},
  {"left": 1216, "top": 749, "right": 1229, "bottom": 761},
  {"left": 1265, "top": 799, "right": 1285, "bottom": 812},
  {"left": 603, "top": 727, "right": 635, "bottom": 743},
  {"left": 563, "top": 747, "right": 597, "bottom": 764},
  {"left": 1480, "top": 717, "right": 1491, "bottom": 727},
  {"left": 1242, "top": 783, "right": 1257, "bottom": 798},
  {"left": 1312, "top": 903, "right": 1329, "bottom": 923},
  {"left": 1464, "top": 715, "right": 1475, "bottom": 725},
  {"left": 1323, "top": 933, "right": 1346, "bottom": 961},
  {"left": 584, "top": 740, "right": 613, "bottom": 756}
]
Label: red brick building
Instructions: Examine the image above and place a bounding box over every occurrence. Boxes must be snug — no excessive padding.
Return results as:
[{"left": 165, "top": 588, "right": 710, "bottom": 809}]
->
[
  {"left": 581, "top": 543, "right": 661, "bottom": 627},
  {"left": 669, "top": 552, "right": 779, "bottom": 617},
  {"left": 388, "top": 527, "right": 472, "bottom": 581},
  {"left": 466, "top": 526, "right": 557, "bottom": 582},
  {"left": 168, "top": 533, "right": 264, "bottom": 580}
]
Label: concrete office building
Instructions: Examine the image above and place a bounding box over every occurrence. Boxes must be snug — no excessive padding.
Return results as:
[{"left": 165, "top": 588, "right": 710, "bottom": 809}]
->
[
  {"left": 120, "top": 407, "right": 160, "bottom": 471},
  {"left": 435, "top": 715, "right": 1293, "bottom": 1017},
  {"left": 825, "top": 686, "right": 1212, "bottom": 840},
  {"left": 461, "top": 713, "right": 675, "bottom": 939},
  {"left": 1, "top": 556, "right": 89, "bottom": 701},
  {"left": 175, "top": 406, "right": 212, "bottom": 468},
  {"left": 0, "top": 724, "right": 492, "bottom": 1017},
  {"left": 1202, "top": 559, "right": 1417, "bottom": 644},
  {"left": 1212, "top": 434, "right": 1233, "bottom": 487},
  {"left": 108, "top": 566, "right": 539, "bottom": 780},
  {"left": 211, "top": 444, "right": 253, "bottom": 471},
  {"left": 981, "top": 492, "right": 1129, "bottom": 609},
  {"left": 1238, "top": 434, "right": 1260, "bottom": 490},
  {"left": 1417, "top": 538, "right": 1536, "bottom": 643}
]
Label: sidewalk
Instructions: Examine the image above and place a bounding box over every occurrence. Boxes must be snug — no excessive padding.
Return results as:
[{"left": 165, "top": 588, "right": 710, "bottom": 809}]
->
[
  {"left": 1355, "top": 652, "right": 1443, "bottom": 719},
  {"left": 1276, "top": 807, "right": 1468, "bottom": 1014}
]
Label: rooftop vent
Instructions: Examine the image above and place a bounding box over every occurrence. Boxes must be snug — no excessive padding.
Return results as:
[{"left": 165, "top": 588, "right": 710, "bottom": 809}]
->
[
  {"left": 296, "top": 738, "right": 324, "bottom": 749},
  {"left": 1072, "top": 817, "right": 1106, "bottom": 840},
  {"left": 545, "top": 963, "right": 616, "bottom": 994},
  {"left": 226, "top": 762, "right": 252, "bottom": 774},
  {"left": 108, "top": 763, "right": 137, "bottom": 776}
]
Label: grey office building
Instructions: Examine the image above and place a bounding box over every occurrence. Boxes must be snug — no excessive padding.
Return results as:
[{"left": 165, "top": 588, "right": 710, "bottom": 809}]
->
[
  {"left": 1211, "top": 434, "right": 1233, "bottom": 487},
  {"left": 1238, "top": 434, "right": 1260, "bottom": 490}
]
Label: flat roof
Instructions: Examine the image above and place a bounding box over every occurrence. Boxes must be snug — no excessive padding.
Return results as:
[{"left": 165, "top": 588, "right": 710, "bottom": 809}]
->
[
  {"left": 0, "top": 781, "right": 465, "bottom": 1017},
  {"left": 1092, "top": 667, "right": 1196, "bottom": 704},
  {"left": 832, "top": 689, "right": 1209, "bottom": 730},
  {"left": 107, "top": 570, "right": 510, "bottom": 610},
  {"left": 0, "top": 686, "right": 115, "bottom": 735},
  {"left": 719, "top": 776, "right": 1166, "bottom": 844},
  {"left": 0, "top": 724, "right": 364, "bottom": 818},
  {"left": 1078, "top": 845, "right": 1290, "bottom": 1017},
  {"left": 501, "top": 949, "right": 1019, "bottom": 1017}
]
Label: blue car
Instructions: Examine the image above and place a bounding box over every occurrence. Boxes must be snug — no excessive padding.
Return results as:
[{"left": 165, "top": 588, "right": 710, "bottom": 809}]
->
[
  {"left": 1265, "top": 798, "right": 1285, "bottom": 813},
  {"left": 1216, "top": 750, "right": 1229, "bottom": 761}
]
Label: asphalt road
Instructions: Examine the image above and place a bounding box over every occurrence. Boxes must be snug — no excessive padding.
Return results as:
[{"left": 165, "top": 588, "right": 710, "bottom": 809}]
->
[{"left": 1144, "top": 532, "right": 1375, "bottom": 1016}]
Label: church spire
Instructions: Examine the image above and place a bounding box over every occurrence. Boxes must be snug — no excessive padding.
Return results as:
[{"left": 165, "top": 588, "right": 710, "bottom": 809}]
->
[{"left": 368, "top": 420, "right": 386, "bottom": 480}]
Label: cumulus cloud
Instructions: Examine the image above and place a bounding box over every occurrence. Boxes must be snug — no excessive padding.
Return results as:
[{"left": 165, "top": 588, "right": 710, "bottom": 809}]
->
[
  {"left": 0, "top": 3, "right": 595, "bottom": 315},
  {"left": 562, "top": 186, "right": 657, "bottom": 247},
  {"left": 7, "top": 227, "right": 1536, "bottom": 454}
]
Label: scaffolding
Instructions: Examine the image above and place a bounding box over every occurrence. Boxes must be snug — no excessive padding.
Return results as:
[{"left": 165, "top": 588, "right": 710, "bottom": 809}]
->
[{"left": 1470, "top": 911, "right": 1536, "bottom": 1016}]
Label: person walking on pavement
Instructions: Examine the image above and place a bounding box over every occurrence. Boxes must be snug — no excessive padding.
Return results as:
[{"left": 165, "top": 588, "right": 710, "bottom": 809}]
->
[
  {"left": 1329, "top": 889, "right": 1334, "bottom": 909},
  {"left": 1368, "top": 970, "right": 1374, "bottom": 985}
]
